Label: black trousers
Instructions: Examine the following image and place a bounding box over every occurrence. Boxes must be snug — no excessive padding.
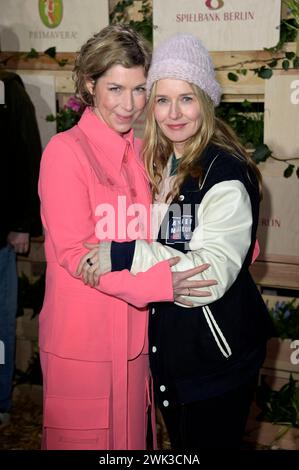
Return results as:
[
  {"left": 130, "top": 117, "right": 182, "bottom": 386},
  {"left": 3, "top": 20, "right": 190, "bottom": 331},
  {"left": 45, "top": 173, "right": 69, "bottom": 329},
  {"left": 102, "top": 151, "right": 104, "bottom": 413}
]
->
[{"left": 160, "top": 376, "right": 257, "bottom": 450}]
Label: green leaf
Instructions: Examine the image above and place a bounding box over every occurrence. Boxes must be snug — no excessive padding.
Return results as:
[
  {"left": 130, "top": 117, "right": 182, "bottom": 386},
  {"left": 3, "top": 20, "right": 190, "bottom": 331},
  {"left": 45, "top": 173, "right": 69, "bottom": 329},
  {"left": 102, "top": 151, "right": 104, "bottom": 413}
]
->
[
  {"left": 286, "top": 51, "right": 296, "bottom": 60},
  {"left": 282, "top": 59, "right": 290, "bottom": 70},
  {"left": 252, "top": 144, "right": 272, "bottom": 164},
  {"left": 284, "top": 164, "right": 295, "bottom": 177},
  {"left": 296, "top": 166, "right": 299, "bottom": 178},
  {"left": 44, "top": 47, "right": 56, "bottom": 58},
  {"left": 26, "top": 48, "right": 39, "bottom": 59},
  {"left": 241, "top": 99, "right": 252, "bottom": 109},
  {"left": 228, "top": 72, "right": 238, "bottom": 82},
  {"left": 269, "top": 59, "right": 278, "bottom": 68},
  {"left": 256, "top": 374, "right": 299, "bottom": 428},
  {"left": 257, "top": 67, "right": 273, "bottom": 79},
  {"left": 45, "top": 114, "right": 56, "bottom": 122},
  {"left": 57, "top": 58, "right": 68, "bottom": 67}
]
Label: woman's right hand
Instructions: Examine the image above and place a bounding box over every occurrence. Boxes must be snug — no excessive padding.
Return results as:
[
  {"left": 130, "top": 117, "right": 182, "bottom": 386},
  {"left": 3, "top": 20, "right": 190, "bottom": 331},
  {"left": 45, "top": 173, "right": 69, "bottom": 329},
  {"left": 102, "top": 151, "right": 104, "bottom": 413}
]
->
[{"left": 168, "top": 257, "right": 217, "bottom": 307}]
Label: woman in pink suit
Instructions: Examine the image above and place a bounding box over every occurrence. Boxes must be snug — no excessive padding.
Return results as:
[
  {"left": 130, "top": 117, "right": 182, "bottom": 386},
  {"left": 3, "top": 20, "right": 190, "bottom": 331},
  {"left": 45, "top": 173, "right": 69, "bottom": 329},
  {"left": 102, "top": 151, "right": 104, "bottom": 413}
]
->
[{"left": 38, "top": 25, "right": 215, "bottom": 450}]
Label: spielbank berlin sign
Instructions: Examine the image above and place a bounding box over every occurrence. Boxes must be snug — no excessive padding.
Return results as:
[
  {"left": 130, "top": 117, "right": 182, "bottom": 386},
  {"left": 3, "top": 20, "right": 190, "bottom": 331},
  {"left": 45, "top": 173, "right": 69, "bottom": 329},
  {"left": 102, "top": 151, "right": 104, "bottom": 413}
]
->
[{"left": 153, "top": 0, "right": 281, "bottom": 51}]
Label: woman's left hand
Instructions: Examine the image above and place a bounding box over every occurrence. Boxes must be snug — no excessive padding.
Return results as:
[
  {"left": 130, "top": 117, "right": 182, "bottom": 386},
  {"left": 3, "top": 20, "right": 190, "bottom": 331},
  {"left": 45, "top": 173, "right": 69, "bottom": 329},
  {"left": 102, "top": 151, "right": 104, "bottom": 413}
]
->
[{"left": 76, "top": 243, "right": 101, "bottom": 286}]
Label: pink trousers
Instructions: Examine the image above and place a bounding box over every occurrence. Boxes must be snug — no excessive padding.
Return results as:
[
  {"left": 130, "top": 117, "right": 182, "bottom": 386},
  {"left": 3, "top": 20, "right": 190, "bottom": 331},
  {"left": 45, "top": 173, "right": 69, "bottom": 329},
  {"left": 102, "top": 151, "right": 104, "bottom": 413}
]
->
[{"left": 40, "top": 351, "right": 152, "bottom": 450}]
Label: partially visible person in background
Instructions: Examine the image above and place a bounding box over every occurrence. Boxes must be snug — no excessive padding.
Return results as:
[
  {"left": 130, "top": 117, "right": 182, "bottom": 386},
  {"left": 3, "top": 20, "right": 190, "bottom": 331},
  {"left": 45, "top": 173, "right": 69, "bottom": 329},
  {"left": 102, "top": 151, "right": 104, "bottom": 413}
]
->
[{"left": 0, "top": 69, "right": 42, "bottom": 428}]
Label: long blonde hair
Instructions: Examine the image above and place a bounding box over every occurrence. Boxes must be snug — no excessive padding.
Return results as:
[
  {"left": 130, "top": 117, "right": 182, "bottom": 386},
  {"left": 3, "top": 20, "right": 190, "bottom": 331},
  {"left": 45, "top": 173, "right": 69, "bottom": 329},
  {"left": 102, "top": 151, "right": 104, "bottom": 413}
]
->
[{"left": 143, "top": 82, "right": 262, "bottom": 201}]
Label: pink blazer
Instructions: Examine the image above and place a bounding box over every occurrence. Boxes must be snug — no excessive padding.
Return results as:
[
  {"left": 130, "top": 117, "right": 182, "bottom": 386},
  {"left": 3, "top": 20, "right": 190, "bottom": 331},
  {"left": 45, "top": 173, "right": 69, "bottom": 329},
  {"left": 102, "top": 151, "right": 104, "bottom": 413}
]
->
[{"left": 38, "top": 108, "right": 173, "bottom": 448}]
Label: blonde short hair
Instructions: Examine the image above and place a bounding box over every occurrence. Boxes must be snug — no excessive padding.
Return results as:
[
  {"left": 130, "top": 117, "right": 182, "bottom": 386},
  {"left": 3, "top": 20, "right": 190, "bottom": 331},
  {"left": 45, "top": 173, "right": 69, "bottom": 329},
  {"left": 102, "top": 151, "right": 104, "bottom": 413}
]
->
[{"left": 74, "top": 24, "right": 151, "bottom": 106}]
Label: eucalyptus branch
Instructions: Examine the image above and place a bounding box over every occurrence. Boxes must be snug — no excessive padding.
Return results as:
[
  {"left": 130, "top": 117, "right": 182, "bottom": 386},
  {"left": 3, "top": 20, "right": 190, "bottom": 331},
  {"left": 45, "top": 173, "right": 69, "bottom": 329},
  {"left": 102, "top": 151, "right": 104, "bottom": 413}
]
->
[
  {"left": 215, "top": 56, "right": 286, "bottom": 71},
  {"left": 270, "top": 155, "right": 299, "bottom": 162}
]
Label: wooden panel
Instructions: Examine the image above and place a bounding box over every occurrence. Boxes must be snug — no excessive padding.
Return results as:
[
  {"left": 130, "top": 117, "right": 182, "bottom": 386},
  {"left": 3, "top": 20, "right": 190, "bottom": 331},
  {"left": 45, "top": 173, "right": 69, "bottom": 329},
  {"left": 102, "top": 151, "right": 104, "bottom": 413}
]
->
[
  {"left": 211, "top": 43, "right": 296, "bottom": 69},
  {"left": 217, "top": 70, "right": 265, "bottom": 94},
  {"left": 0, "top": 52, "right": 75, "bottom": 70},
  {"left": 255, "top": 74, "right": 299, "bottom": 264},
  {"left": 250, "top": 261, "right": 299, "bottom": 290},
  {"left": 263, "top": 338, "right": 299, "bottom": 376},
  {"left": 264, "top": 72, "right": 299, "bottom": 158},
  {"left": 221, "top": 94, "right": 264, "bottom": 102}
]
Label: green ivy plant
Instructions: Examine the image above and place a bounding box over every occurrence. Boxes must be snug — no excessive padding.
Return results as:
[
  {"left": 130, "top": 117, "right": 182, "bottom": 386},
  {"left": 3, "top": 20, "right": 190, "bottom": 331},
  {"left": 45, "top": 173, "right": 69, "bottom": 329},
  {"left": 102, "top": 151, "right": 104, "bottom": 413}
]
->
[
  {"left": 252, "top": 144, "right": 299, "bottom": 178},
  {"left": 267, "top": 299, "right": 299, "bottom": 340},
  {"left": 226, "top": 1, "right": 299, "bottom": 82},
  {"left": 110, "top": 0, "right": 153, "bottom": 43},
  {"left": 217, "top": 99, "right": 299, "bottom": 177},
  {"left": 216, "top": 100, "right": 264, "bottom": 149},
  {"left": 256, "top": 375, "right": 299, "bottom": 446}
]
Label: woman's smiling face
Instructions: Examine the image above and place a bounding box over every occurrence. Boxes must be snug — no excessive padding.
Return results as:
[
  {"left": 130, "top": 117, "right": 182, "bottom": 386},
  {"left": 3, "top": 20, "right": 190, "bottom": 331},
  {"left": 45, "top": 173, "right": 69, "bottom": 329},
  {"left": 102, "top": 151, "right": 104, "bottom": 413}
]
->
[
  {"left": 153, "top": 78, "right": 202, "bottom": 154},
  {"left": 87, "top": 64, "right": 147, "bottom": 134}
]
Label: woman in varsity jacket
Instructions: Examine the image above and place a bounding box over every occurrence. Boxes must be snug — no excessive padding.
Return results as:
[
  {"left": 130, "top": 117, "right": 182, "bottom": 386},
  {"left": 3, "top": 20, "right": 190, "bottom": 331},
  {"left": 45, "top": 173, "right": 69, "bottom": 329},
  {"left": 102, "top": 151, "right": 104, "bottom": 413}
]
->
[{"left": 78, "top": 33, "right": 273, "bottom": 449}]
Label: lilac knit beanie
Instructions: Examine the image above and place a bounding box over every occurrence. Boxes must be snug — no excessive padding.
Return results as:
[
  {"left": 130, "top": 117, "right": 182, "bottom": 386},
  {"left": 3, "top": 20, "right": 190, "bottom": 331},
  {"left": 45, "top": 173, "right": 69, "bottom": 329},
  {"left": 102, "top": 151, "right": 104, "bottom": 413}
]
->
[{"left": 147, "top": 34, "right": 222, "bottom": 106}]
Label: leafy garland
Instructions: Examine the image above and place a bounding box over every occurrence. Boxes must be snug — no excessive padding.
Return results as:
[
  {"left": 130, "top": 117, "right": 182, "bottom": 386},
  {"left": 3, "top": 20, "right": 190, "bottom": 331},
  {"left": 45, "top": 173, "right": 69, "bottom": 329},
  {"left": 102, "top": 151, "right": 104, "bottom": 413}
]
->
[
  {"left": 110, "top": 0, "right": 153, "bottom": 43},
  {"left": 225, "top": 0, "right": 299, "bottom": 82},
  {"left": 0, "top": 46, "right": 69, "bottom": 68}
]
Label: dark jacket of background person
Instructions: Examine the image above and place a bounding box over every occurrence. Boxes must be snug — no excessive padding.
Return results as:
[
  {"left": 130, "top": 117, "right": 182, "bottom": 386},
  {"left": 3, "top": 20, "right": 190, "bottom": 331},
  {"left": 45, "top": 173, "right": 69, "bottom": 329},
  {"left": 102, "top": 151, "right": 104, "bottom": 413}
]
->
[{"left": 0, "top": 70, "right": 42, "bottom": 247}]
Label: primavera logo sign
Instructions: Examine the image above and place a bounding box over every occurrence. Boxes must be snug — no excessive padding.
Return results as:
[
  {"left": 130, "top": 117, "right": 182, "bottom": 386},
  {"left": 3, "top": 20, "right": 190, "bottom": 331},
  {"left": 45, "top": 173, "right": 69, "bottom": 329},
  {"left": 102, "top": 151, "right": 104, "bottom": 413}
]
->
[{"left": 39, "top": 0, "right": 63, "bottom": 28}]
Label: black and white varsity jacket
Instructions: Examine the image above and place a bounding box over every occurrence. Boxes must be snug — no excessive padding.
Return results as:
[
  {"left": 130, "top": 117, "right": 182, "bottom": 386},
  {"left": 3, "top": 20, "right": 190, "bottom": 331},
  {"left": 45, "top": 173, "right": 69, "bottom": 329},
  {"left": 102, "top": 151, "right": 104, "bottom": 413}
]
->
[{"left": 100, "top": 144, "right": 274, "bottom": 407}]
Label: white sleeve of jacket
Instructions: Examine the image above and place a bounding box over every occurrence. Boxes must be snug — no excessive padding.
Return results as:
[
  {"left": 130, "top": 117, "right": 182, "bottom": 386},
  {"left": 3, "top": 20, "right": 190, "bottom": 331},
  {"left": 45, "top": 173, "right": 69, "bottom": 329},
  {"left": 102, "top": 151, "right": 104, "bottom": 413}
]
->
[{"left": 131, "top": 180, "right": 252, "bottom": 307}]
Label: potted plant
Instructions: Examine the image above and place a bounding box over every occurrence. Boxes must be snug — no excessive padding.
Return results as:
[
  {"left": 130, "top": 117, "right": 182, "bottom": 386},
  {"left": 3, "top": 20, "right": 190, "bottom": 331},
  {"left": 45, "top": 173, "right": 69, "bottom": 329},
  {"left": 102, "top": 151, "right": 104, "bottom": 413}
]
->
[
  {"left": 46, "top": 96, "right": 84, "bottom": 133},
  {"left": 251, "top": 375, "right": 299, "bottom": 449}
]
